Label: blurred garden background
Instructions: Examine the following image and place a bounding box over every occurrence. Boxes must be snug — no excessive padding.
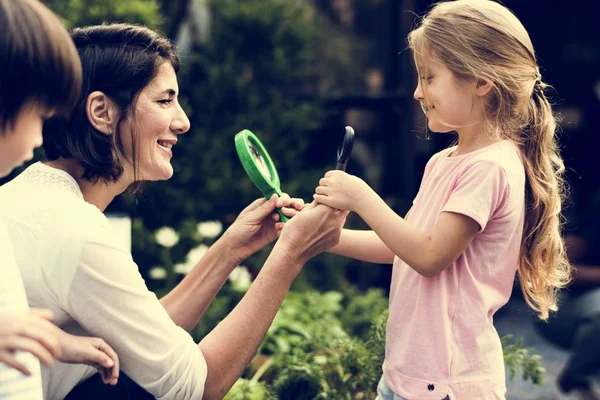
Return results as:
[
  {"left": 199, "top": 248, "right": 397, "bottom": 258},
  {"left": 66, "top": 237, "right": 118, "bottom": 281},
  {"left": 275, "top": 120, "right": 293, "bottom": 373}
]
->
[{"left": 2, "top": 0, "right": 599, "bottom": 398}]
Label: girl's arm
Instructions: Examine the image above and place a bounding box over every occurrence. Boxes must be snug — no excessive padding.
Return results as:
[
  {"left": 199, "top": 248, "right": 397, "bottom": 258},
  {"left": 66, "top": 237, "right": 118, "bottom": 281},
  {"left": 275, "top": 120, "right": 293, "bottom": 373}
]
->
[
  {"left": 327, "top": 209, "right": 411, "bottom": 264},
  {"left": 328, "top": 229, "right": 394, "bottom": 264},
  {"left": 313, "top": 170, "right": 479, "bottom": 277},
  {"left": 357, "top": 190, "right": 479, "bottom": 277}
]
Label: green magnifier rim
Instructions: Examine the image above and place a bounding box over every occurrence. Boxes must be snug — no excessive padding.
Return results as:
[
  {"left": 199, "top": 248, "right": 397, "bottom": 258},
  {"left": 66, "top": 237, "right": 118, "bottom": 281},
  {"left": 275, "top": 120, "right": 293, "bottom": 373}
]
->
[{"left": 234, "top": 129, "right": 281, "bottom": 197}]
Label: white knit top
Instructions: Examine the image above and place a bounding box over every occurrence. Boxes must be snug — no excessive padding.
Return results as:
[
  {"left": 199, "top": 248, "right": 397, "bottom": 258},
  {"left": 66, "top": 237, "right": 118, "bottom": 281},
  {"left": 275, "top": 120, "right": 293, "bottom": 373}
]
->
[{"left": 0, "top": 163, "right": 207, "bottom": 400}]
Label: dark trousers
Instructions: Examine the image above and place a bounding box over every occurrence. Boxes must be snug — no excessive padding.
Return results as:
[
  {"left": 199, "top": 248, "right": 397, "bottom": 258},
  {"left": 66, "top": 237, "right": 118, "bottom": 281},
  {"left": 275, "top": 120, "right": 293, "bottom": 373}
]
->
[
  {"left": 64, "top": 373, "right": 154, "bottom": 400},
  {"left": 536, "top": 289, "right": 600, "bottom": 383}
]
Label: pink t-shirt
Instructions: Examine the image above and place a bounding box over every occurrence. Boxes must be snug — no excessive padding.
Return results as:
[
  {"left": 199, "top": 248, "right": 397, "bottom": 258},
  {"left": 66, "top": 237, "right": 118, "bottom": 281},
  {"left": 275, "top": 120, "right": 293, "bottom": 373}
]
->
[{"left": 384, "top": 140, "right": 525, "bottom": 400}]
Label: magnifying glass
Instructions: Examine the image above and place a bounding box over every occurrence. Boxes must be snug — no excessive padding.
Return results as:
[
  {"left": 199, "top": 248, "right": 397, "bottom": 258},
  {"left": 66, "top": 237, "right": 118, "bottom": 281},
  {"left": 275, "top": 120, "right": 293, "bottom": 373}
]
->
[
  {"left": 336, "top": 126, "right": 355, "bottom": 171},
  {"left": 235, "top": 129, "right": 289, "bottom": 222}
]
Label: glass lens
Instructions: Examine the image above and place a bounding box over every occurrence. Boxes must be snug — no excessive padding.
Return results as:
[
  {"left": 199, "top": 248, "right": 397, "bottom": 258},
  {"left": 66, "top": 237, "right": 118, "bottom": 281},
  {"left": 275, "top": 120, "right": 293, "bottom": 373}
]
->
[{"left": 249, "top": 142, "right": 272, "bottom": 181}]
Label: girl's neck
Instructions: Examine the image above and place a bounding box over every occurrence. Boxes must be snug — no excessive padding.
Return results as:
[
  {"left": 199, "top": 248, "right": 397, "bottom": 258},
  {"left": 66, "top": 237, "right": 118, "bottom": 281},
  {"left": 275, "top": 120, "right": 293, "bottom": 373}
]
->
[
  {"left": 45, "top": 158, "right": 132, "bottom": 212},
  {"left": 452, "top": 121, "right": 500, "bottom": 157}
]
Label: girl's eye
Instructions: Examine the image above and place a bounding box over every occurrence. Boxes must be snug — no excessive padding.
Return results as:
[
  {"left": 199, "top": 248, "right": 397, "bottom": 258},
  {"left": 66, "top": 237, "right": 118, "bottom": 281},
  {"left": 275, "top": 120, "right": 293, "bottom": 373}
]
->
[{"left": 159, "top": 99, "right": 172, "bottom": 105}]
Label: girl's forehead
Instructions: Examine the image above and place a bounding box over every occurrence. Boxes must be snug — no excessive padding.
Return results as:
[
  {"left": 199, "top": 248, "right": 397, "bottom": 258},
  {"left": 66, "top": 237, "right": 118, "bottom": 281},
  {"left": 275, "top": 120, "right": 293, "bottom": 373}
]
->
[{"left": 414, "top": 48, "right": 442, "bottom": 71}]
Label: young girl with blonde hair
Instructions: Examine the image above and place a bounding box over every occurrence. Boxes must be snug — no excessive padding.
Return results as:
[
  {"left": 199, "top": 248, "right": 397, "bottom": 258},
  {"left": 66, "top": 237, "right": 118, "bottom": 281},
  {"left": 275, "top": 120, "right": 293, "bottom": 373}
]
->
[{"left": 314, "top": 1, "right": 571, "bottom": 398}]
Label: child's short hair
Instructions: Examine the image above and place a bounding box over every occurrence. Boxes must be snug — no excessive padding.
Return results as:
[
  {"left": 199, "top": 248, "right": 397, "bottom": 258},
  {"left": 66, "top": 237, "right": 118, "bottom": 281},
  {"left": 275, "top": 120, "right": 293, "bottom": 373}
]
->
[{"left": 0, "top": 0, "right": 81, "bottom": 132}]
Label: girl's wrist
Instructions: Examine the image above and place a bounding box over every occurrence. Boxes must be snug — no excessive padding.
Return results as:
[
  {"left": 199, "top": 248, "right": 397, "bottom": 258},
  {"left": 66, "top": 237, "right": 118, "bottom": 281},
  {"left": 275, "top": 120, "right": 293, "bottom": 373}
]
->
[{"left": 354, "top": 183, "right": 376, "bottom": 216}]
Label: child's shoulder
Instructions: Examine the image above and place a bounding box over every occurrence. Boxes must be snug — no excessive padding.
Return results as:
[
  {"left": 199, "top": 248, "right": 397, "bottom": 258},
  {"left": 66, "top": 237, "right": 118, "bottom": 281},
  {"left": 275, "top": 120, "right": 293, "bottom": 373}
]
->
[
  {"left": 470, "top": 140, "right": 524, "bottom": 174},
  {"left": 435, "top": 140, "right": 522, "bottom": 170}
]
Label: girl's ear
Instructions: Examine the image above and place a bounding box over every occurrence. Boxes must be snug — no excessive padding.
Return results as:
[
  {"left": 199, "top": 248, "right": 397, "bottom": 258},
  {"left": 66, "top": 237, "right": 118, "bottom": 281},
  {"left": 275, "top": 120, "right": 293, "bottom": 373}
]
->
[{"left": 475, "top": 78, "right": 492, "bottom": 97}]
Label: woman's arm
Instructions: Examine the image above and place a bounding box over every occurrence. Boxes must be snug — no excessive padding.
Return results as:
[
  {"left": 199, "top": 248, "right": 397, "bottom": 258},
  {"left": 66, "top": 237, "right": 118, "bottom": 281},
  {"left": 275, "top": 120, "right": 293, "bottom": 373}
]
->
[
  {"left": 199, "top": 202, "right": 346, "bottom": 399},
  {"left": 69, "top": 202, "right": 344, "bottom": 399},
  {"left": 161, "top": 195, "right": 300, "bottom": 332},
  {"left": 159, "top": 235, "right": 241, "bottom": 332}
]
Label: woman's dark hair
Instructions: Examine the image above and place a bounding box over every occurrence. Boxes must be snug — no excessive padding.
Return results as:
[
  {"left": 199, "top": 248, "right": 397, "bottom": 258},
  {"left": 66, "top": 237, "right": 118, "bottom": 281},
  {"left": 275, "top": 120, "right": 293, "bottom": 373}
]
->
[
  {"left": 0, "top": 0, "right": 82, "bottom": 132},
  {"left": 43, "top": 23, "right": 179, "bottom": 184}
]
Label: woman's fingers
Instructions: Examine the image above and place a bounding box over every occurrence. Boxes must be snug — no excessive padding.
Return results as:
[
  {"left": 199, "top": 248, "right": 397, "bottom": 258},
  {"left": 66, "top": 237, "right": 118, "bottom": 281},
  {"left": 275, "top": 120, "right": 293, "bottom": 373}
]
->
[
  {"left": 289, "top": 198, "right": 305, "bottom": 210},
  {"left": 276, "top": 193, "right": 291, "bottom": 208},
  {"left": 281, "top": 207, "right": 300, "bottom": 217}
]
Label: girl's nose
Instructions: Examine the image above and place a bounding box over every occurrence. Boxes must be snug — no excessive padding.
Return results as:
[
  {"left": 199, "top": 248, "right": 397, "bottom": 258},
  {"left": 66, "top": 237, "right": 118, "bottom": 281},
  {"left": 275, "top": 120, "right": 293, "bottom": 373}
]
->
[{"left": 414, "top": 82, "right": 424, "bottom": 101}]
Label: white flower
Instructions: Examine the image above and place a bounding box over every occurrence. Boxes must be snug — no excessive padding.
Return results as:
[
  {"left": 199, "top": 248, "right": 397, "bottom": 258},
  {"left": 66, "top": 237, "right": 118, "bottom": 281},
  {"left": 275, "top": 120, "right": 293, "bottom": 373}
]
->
[
  {"left": 186, "top": 244, "right": 209, "bottom": 265},
  {"left": 155, "top": 227, "right": 180, "bottom": 248},
  {"left": 174, "top": 263, "right": 194, "bottom": 275},
  {"left": 229, "top": 266, "right": 252, "bottom": 291},
  {"left": 149, "top": 266, "right": 167, "bottom": 280},
  {"left": 174, "top": 244, "right": 210, "bottom": 276},
  {"left": 196, "top": 221, "right": 223, "bottom": 239}
]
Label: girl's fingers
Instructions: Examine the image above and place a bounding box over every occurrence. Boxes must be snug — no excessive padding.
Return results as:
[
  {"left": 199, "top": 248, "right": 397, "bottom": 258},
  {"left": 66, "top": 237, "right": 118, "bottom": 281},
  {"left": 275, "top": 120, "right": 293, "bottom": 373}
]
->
[
  {"left": 319, "top": 178, "right": 331, "bottom": 186},
  {"left": 315, "top": 186, "right": 328, "bottom": 195},
  {"left": 313, "top": 194, "right": 330, "bottom": 205}
]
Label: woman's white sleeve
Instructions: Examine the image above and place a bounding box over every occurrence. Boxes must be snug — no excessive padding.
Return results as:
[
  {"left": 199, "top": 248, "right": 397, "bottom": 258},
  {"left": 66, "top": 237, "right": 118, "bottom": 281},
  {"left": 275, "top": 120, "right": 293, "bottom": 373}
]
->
[{"left": 66, "top": 239, "right": 207, "bottom": 400}]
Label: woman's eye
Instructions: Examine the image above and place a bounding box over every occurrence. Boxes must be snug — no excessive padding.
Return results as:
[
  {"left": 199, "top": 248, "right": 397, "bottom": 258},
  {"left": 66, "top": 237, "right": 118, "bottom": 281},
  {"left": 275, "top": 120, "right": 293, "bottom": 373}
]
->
[{"left": 159, "top": 99, "right": 172, "bottom": 105}]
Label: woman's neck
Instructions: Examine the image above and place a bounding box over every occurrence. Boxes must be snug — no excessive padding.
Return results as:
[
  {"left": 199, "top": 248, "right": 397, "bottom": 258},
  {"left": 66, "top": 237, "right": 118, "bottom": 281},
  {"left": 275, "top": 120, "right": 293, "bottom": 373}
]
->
[{"left": 45, "top": 158, "right": 132, "bottom": 212}]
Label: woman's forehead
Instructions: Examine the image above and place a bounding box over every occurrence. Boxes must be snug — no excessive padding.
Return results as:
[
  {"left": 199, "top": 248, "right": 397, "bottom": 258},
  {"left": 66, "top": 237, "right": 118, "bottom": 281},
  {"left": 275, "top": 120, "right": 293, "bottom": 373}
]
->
[{"left": 146, "top": 62, "right": 179, "bottom": 94}]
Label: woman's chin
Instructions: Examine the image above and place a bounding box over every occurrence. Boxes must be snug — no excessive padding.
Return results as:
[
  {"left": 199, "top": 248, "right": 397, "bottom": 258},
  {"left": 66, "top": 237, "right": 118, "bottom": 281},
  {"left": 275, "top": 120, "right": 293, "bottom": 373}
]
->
[{"left": 142, "top": 165, "right": 174, "bottom": 181}]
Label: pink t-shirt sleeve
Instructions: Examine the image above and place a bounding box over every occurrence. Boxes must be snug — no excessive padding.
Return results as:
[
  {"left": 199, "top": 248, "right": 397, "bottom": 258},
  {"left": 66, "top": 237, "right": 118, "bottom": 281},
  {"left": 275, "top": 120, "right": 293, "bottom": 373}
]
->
[
  {"left": 413, "top": 151, "right": 445, "bottom": 206},
  {"left": 442, "top": 160, "right": 509, "bottom": 231}
]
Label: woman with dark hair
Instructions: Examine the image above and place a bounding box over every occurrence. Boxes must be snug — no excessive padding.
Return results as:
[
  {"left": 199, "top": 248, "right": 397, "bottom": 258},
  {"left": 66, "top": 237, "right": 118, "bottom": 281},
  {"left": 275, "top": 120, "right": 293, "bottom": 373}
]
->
[
  {"left": 0, "top": 22, "right": 346, "bottom": 399},
  {"left": 0, "top": 1, "right": 120, "bottom": 398}
]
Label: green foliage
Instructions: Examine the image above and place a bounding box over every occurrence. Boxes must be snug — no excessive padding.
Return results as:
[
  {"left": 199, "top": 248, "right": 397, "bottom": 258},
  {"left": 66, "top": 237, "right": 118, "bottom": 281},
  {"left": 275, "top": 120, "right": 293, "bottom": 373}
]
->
[
  {"left": 223, "top": 379, "right": 276, "bottom": 400},
  {"left": 43, "top": 0, "right": 163, "bottom": 29},
  {"left": 502, "top": 334, "right": 545, "bottom": 385},
  {"left": 223, "top": 289, "right": 389, "bottom": 399},
  {"left": 340, "top": 286, "right": 388, "bottom": 340},
  {"left": 261, "top": 291, "right": 347, "bottom": 356},
  {"left": 273, "top": 354, "right": 324, "bottom": 400},
  {"left": 118, "top": 0, "right": 364, "bottom": 295}
]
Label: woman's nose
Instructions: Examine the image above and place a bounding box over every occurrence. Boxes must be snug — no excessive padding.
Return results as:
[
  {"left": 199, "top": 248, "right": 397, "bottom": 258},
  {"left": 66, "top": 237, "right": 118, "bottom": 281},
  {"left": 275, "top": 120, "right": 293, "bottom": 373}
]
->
[{"left": 172, "top": 105, "right": 191, "bottom": 134}]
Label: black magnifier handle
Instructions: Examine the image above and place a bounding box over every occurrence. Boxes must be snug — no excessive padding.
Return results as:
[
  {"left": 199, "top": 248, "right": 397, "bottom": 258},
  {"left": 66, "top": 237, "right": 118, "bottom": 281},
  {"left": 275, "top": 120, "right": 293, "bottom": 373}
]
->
[{"left": 335, "top": 126, "right": 355, "bottom": 171}]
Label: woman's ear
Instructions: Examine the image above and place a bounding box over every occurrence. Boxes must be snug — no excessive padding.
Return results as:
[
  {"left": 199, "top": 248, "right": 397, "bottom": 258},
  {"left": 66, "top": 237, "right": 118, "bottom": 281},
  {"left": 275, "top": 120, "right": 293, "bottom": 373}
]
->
[
  {"left": 475, "top": 78, "right": 492, "bottom": 97},
  {"left": 86, "top": 91, "right": 120, "bottom": 135}
]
